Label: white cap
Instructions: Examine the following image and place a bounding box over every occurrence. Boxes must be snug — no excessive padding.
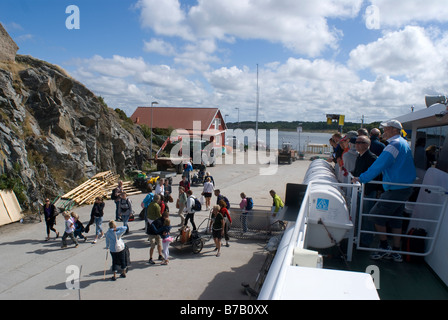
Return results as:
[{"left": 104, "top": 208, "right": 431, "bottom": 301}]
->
[{"left": 380, "top": 119, "right": 402, "bottom": 130}]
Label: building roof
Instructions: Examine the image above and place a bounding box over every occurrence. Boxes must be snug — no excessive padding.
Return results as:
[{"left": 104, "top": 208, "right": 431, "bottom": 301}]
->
[
  {"left": 130, "top": 106, "right": 226, "bottom": 132},
  {"left": 394, "top": 103, "right": 448, "bottom": 129}
]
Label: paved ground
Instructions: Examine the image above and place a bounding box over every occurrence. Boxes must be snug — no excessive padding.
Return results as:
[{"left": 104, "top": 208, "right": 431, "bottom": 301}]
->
[{"left": 0, "top": 151, "right": 313, "bottom": 300}]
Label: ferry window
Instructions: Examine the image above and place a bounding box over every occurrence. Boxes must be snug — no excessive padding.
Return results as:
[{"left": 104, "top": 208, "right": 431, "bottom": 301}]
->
[{"left": 415, "top": 125, "right": 448, "bottom": 166}]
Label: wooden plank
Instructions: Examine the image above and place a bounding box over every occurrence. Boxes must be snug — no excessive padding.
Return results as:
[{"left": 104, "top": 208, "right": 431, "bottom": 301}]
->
[
  {"left": 62, "top": 179, "right": 98, "bottom": 198},
  {"left": 126, "top": 190, "right": 142, "bottom": 196},
  {"left": 92, "top": 171, "right": 112, "bottom": 179},
  {"left": 68, "top": 179, "right": 106, "bottom": 201},
  {"left": 72, "top": 184, "right": 107, "bottom": 204},
  {"left": 77, "top": 182, "right": 108, "bottom": 205},
  {"left": 60, "top": 172, "right": 135, "bottom": 207},
  {"left": 0, "top": 190, "right": 22, "bottom": 222}
]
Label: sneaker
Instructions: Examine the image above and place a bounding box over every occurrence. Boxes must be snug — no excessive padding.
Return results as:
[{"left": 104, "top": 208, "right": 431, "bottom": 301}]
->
[
  {"left": 148, "top": 258, "right": 155, "bottom": 265},
  {"left": 370, "top": 245, "right": 392, "bottom": 260},
  {"left": 389, "top": 252, "right": 403, "bottom": 263},
  {"left": 158, "top": 255, "right": 163, "bottom": 261}
]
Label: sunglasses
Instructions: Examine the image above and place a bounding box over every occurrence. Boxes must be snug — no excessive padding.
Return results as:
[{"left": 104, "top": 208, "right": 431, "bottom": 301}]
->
[{"left": 355, "top": 141, "right": 367, "bottom": 144}]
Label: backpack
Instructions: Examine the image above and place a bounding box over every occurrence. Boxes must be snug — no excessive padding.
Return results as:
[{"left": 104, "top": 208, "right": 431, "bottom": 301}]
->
[
  {"left": 147, "top": 218, "right": 162, "bottom": 235},
  {"left": 218, "top": 195, "right": 230, "bottom": 209},
  {"left": 193, "top": 197, "right": 202, "bottom": 211},
  {"left": 120, "top": 198, "right": 130, "bottom": 211},
  {"left": 246, "top": 197, "right": 254, "bottom": 210}
]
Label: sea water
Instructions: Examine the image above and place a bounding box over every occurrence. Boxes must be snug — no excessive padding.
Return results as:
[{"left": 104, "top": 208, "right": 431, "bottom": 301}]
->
[
  {"left": 226, "top": 130, "right": 332, "bottom": 152},
  {"left": 278, "top": 131, "right": 332, "bottom": 152}
]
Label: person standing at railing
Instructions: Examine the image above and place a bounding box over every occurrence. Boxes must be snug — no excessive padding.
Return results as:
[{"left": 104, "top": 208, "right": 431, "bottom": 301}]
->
[
  {"left": 352, "top": 120, "right": 416, "bottom": 263},
  {"left": 239, "top": 193, "right": 249, "bottom": 233},
  {"left": 353, "top": 135, "right": 381, "bottom": 247}
]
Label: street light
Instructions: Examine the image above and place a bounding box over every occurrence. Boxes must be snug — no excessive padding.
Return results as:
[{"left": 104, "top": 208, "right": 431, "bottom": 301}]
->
[
  {"left": 150, "top": 101, "right": 159, "bottom": 160},
  {"left": 235, "top": 107, "right": 240, "bottom": 126}
]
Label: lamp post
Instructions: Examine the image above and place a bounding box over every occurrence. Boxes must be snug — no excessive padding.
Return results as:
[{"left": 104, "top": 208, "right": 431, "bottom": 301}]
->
[
  {"left": 235, "top": 107, "right": 240, "bottom": 127},
  {"left": 150, "top": 101, "right": 159, "bottom": 160}
]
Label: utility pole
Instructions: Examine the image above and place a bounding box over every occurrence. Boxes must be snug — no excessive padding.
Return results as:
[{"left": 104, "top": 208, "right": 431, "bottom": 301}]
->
[{"left": 255, "top": 64, "right": 259, "bottom": 150}]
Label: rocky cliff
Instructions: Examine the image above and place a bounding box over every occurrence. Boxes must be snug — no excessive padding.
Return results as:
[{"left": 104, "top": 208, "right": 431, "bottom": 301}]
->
[{"left": 0, "top": 55, "right": 150, "bottom": 211}]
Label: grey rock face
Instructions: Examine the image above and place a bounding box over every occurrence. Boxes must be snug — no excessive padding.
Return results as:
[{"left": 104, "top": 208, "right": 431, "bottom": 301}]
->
[{"left": 0, "top": 55, "right": 150, "bottom": 210}]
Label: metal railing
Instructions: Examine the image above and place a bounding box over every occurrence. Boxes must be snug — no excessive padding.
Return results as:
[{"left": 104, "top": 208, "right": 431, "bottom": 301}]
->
[
  {"left": 356, "top": 180, "right": 448, "bottom": 257},
  {"left": 257, "top": 184, "right": 311, "bottom": 300},
  {"left": 228, "top": 206, "right": 287, "bottom": 240},
  {"left": 258, "top": 178, "right": 448, "bottom": 300}
]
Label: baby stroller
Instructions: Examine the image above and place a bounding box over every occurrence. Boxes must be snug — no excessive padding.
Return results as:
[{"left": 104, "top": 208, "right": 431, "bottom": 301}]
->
[{"left": 191, "top": 169, "right": 205, "bottom": 186}]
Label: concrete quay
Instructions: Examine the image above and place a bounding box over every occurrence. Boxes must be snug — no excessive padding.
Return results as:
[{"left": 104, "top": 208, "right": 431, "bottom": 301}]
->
[{"left": 0, "top": 151, "right": 313, "bottom": 300}]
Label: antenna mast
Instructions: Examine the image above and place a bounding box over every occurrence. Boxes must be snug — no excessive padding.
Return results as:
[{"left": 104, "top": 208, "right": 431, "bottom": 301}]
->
[{"left": 255, "top": 64, "right": 259, "bottom": 150}]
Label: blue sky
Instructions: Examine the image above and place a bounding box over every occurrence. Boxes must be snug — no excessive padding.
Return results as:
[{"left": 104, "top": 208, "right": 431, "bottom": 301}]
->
[{"left": 2, "top": 0, "right": 448, "bottom": 123}]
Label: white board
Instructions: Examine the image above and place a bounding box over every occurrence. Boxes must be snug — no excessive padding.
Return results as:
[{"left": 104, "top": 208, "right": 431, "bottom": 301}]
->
[
  {"left": 0, "top": 197, "right": 12, "bottom": 226},
  {"left": 0, "top": 190, "right": 22, "bottom": 224},
  {"left": 408, "top": 168, "right": 448, "bottom": 286}
]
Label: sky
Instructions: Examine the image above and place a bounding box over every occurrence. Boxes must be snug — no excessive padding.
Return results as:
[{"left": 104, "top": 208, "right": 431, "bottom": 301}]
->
[{"left": 2, "top": 0, "right": 448, "bottom": 124}]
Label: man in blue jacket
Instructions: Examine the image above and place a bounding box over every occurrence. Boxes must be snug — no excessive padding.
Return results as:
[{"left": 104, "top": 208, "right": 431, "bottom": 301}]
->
[{"left": 353, "top": 120, "right": 416, "bottom": 262}]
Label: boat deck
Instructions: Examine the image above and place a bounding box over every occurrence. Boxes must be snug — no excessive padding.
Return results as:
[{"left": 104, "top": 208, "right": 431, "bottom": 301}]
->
[{"left": 320, "top": 245, "right": 448, "bottom": 300}]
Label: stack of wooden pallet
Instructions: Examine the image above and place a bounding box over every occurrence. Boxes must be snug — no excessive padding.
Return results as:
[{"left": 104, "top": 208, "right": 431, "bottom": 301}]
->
[
  {"left": 104, "top": 180, "right": 143, "bottom": 199},
  {"left": 59, "top": 171, "right": 141, "bottom": 207}
]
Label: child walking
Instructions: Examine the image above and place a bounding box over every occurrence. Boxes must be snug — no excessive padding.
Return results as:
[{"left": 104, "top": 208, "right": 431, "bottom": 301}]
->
[
  {"left": 71, "top": 212, "right": 87, "bottom": 242},
  {"left": 61, "top": 212, "right": 78, "bottom": 248},
  {"left": 160, "top": 218, "right": 173, "bottom": 265}
]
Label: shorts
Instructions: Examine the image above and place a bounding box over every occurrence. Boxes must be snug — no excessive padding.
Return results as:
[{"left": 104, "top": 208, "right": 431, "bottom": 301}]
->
[
  {"left": 148, "top": 234, "right": 162, "bottom": 249},
  {"left": 369, "top": 187, "right": 413, "bottom": 229},
  {"left": 203, "top": 192, "right": 212, "bottom": 198},
  {"left": 212, "top": 229, "right": 223, "bottom": 239}
]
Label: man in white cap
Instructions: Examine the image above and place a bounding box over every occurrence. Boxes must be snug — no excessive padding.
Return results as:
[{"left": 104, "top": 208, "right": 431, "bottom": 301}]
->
[{"left": 352, "top": 119, "right": 416, "bottom": 262}]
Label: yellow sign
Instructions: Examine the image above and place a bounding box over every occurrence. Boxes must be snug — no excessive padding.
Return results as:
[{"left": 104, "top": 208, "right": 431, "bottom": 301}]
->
[
  {"left": 401, "top": 129, "right": 407, "bottom": 137},
  {"left": 338, "top": 115, "right": 345, "bottom": 126}
]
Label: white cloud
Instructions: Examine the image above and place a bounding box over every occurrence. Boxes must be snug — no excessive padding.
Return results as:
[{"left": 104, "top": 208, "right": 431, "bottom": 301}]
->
[
  {"left": 349, "top": 26, "right": 441, "bottom": 78},
  {"left": 67, "top": 1, "right": 448, "bottom": 122},
  {"left": 173, "top": 39, "right": 221, "bottom": 72},
  {"left": 347, "top": 25, "right": 448, "bottom": 115},
  {"left": 138, "top": 0, "right": 364, "bottom": 57},
  {"left": 143, "top": 39, "right": 176, "bottom": 56},
  {"left": 370, "top": 0, "right": 448, "bottom": 27},
  {"left": 77, "top": 55, "right": 147, "bottom": 78},
  {"left": 136, "top": 0, "right": 193, "bottom": 40},
  {"left": 69, "top": 54, "right": 208, "bottom": 115}
]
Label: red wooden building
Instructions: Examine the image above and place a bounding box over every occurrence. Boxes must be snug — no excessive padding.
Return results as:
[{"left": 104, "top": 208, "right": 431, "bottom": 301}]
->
[{"left": 130, "top": 106, "right": 227, "bottom": 148}]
